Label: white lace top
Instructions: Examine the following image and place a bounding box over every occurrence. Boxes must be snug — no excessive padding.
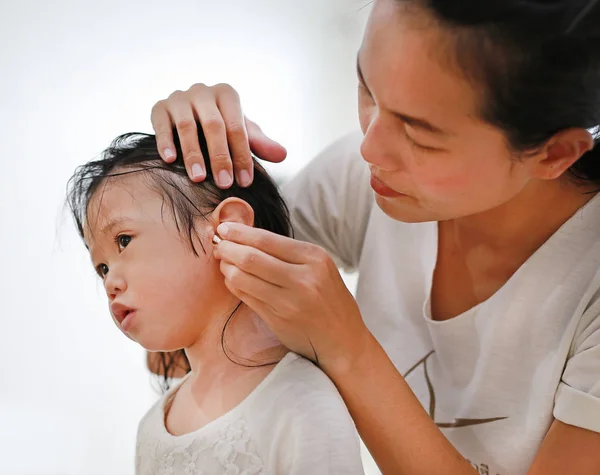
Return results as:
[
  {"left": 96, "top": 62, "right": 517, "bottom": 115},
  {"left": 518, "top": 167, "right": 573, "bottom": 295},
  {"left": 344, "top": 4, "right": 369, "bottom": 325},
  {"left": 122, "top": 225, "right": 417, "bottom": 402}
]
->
[{"left": 135, "top": 352, "right": 365, "bottom": 474}]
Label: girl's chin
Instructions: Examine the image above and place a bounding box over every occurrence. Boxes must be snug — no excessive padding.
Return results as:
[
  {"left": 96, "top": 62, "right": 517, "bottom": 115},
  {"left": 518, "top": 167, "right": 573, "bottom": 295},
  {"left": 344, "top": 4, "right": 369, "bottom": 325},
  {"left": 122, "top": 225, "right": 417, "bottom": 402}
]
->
[
  {"left": 138, "top": 339, "right": 186, "bottom": 353},
  {"left": 132, "top": 327, "right": 196, "bottom": 352},
  {"left": 123, "top": 332, "right": 137, "bottom": 342}
]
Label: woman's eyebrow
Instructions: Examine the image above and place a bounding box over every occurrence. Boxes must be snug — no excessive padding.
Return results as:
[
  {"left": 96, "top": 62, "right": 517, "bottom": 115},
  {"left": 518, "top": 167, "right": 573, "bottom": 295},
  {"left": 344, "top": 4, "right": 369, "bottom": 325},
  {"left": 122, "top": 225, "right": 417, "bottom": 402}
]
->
[{"left": 356, "top": 55, "right": 451, "bottom": 136}]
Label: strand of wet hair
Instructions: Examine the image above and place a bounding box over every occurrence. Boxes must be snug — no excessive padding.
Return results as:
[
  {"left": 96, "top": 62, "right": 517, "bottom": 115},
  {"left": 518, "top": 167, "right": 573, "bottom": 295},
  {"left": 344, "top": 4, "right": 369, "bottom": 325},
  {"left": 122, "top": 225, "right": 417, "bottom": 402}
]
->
[{"left": 565, "top": 0, "right": 599, "bottom": 35}]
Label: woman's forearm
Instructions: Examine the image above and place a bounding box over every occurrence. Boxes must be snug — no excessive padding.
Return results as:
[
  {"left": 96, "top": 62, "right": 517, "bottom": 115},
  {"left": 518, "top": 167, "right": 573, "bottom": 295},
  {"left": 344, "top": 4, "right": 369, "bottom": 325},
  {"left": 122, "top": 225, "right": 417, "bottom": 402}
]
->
[{"left": 324, "top": 332, "right": 476, "bottom": 475}]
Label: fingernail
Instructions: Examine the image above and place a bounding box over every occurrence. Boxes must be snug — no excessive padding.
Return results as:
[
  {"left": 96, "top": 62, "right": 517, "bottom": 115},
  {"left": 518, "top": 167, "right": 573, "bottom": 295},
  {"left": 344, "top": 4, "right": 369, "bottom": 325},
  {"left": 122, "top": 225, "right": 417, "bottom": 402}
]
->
[
  {"left": 217, "top": 170, "right": 233, "bottom": 187},
  {"left": 238, "top": 169, "right": 252, "bottom": 187},
  {"left": 192, "top": 163, "right": 205, "bottom": 179},
  {"left": 164, "top": 148, "right": 176, "bottom": 160},
  {"left": 217, "top": 223, "right": 229, "bottom": 238}
]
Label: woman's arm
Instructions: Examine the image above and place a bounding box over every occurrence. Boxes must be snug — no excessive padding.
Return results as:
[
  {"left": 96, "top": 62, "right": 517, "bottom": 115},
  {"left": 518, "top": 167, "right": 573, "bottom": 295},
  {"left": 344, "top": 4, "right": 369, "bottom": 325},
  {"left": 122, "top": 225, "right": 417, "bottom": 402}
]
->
[
  {"left": 212, "top": 223, "right": 475, "bottom": 474},
  {"left": 213, "top": 224, "right": 600, "bottom": 475},
  {"left": 329, "top": 332, "right": 474, "bottom": 474},
  {"left": 529, "top": 421, "right": 600, "bottom": 474}
]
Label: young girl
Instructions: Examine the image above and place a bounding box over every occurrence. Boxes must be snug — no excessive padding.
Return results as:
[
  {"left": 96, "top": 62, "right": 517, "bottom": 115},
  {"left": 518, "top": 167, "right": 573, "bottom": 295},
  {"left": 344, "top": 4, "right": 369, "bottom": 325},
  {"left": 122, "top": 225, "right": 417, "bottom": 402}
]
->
[{"left": 67, "top": 130, "right": 365, "bottom": 474}]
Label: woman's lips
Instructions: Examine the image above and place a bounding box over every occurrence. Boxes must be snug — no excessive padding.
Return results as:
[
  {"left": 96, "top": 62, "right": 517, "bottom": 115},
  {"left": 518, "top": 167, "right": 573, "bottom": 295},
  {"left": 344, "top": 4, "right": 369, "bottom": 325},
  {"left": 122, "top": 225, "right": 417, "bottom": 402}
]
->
[{"left": 370, "top": 174, "right": 405, "bottom": 198}]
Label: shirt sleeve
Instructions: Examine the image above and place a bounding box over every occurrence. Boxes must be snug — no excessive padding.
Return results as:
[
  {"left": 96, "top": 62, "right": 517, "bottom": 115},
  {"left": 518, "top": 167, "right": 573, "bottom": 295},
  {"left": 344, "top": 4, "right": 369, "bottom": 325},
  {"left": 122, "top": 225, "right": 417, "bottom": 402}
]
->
[
  {"left": 554, "top": 300, "right": 600, "bottom": 433},
  {"left": 282, "top": 130, "right": 373, "bottom": 272}
]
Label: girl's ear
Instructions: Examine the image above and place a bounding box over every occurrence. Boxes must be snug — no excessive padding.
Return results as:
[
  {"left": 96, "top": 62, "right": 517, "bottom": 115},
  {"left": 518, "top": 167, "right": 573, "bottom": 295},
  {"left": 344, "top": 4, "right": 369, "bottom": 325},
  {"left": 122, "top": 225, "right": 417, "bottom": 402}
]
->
[{"left": 210, "top": 197, "right": 255, "bottom": 228}]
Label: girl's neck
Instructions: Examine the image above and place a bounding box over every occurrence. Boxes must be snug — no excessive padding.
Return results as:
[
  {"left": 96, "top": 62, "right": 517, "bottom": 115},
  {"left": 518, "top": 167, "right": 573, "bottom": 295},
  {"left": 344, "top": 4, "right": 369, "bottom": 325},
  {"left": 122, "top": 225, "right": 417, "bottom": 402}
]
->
[
  {"left": 163, "top": 304, "right": 288, "bottom": 437},
  {"left": 184, "top": 303, "right": 287, "bottom": 379}
]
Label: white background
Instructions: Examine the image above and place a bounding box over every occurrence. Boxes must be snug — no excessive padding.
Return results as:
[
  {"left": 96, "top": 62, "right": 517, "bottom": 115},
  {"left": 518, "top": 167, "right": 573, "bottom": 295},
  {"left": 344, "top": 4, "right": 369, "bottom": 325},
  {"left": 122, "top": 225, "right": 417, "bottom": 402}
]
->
[{"left": 0, "top": 0, "right": 380, "bottom": 473}]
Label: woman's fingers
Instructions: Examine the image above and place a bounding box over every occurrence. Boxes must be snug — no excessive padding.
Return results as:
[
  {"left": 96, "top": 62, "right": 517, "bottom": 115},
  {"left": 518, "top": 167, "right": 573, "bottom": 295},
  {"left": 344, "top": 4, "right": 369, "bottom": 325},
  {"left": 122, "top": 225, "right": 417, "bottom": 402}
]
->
[
  {"left": 219, "top": 261, "right": 281, "bottom": 298},
  {"left": 215, "top": 239, "right": 293, "bottom": 287},
  {"left": 170, "top": 89, "right": 208, "bottom": 182},
  {"left": 150, "top": 100, "right": 177, "bottom": 163},
  {"left": 246, "top": 118, "right": 287, "bottom": 164},
  {"left": 191, "top": 86, "right": 233, "bottom": 188},
  {"left": 152, "top": 89, "right": 207, "bottom": 181},
  {"left": 216, "top": 223, "right": 315, "bottom": 264},
  {"left": 214, "top": 224, "right": 367, "bottom": 369},
  {"left": 214, "top": 84, "right": 253, "bottom": 187},
  {"left": 150, "top": 83, "right": 288, "bottom": 188},
  {"left": 219, "top": 265, "right": 320, "bottom": 362}
]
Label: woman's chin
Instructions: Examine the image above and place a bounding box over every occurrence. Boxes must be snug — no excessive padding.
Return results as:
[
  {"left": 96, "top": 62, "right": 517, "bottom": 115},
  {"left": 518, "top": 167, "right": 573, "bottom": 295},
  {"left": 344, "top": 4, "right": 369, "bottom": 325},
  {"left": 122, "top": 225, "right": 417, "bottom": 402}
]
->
[{"left": 375, "top": 194, "right": 432, "bottom": 223}]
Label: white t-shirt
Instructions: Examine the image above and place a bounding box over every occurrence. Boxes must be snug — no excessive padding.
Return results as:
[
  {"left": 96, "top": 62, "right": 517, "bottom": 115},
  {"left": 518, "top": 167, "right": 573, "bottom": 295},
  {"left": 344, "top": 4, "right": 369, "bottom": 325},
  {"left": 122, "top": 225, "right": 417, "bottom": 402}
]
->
[
  {"left": 283, "top": 131, "right": 600, "bottom": 475},
  {"left": 135, "top": 352, "right": 365, "bottom": 475}
]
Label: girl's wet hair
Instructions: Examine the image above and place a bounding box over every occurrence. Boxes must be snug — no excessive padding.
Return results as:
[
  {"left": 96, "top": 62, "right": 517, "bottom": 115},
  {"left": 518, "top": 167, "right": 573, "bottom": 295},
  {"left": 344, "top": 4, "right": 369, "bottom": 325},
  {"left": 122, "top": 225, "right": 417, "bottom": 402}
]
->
[
  {"left": 68, "top": 131, "right": 292, "bottom": 254},
  {"left": 401, "top": 0, "right": 600, "bottom": 182},
  {"left": 67, "top": 127, "right": 292, "bottom": 390}
]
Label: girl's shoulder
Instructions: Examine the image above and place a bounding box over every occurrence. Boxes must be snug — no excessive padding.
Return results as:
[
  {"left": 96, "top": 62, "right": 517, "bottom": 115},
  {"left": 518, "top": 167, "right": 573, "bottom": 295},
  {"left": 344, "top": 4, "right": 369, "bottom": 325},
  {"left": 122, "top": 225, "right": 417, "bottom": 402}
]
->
[
  {"left": 241, "top": 352, "right": 363, "bottom": 472},
  {"left": 243, "top": 352, "right": 352, "bottom": 420}
]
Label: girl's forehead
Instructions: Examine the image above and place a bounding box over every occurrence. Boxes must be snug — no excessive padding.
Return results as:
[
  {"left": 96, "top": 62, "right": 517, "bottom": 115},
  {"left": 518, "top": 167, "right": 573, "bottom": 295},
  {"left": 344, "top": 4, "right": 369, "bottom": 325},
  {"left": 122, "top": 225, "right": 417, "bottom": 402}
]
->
[{"left": 84, "top": 176, "right": 161, "bottom": 235}]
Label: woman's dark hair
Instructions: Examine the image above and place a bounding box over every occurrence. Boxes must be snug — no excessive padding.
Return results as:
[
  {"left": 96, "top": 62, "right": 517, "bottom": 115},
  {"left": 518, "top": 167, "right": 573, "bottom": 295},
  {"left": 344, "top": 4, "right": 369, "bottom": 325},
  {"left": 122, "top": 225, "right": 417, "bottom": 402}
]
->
[
  {"left": 67, "top": 126, "right": 292, "bottom": 391},
  {"left": 401, "top": 0, "right": 600, "bottom": 183}
]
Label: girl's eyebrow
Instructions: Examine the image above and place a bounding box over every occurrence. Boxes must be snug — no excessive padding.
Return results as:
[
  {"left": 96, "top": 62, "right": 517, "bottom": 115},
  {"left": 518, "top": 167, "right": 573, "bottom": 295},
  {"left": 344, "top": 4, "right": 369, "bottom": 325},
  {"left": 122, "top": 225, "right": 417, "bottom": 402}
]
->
[{"left": 100, "top": 216, "right": 133, "bottom": 235}]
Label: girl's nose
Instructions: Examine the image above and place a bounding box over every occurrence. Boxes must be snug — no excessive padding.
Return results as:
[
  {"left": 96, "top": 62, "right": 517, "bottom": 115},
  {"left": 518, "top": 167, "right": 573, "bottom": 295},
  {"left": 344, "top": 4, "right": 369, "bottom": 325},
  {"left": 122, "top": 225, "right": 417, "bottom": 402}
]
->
[{"left": 104, "top": 271, "right": 127, "bottom": 300}]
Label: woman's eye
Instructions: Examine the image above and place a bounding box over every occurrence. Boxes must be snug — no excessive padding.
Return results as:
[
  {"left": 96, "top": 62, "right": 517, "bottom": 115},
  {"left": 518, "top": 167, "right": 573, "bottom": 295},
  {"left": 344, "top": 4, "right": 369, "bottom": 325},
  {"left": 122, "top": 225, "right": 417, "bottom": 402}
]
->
[
  {"left": 117, "top": 235, "right": 132, "bottom": 250},
  {"left": 96, "top": 263, "right": 109, "bottom": 278},
  {"left": 405, "top": 133, "right": 439, "bottom": 152}
]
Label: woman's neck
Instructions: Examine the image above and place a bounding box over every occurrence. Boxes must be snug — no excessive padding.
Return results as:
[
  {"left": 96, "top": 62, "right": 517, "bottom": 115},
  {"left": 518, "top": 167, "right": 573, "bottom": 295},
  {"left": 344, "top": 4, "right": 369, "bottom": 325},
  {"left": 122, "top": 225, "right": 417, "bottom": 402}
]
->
[{"left": 445, "top": 177, "right": 598, "bottom": 253}]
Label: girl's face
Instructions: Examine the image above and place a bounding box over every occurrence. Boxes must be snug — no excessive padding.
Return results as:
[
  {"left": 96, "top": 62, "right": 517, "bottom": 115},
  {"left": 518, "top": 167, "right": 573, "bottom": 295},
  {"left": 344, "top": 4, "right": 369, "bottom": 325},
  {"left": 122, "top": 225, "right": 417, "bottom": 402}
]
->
[
  {"left": 358, "top": 0, "right": 540, "bottom": 223},
  {"left": 84, "top": 174, "right": 232, "bottom": 352}
]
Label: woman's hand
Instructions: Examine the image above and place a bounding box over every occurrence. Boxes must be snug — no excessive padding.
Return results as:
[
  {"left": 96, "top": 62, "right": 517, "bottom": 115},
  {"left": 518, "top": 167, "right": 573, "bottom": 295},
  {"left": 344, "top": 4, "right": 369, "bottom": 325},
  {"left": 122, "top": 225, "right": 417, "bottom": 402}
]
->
[
  {"left": 212, "top": 222, "right": 372, "bottom": 373},
  {"left": 150, "top": 83, "right": 287, "bottom": 188}
]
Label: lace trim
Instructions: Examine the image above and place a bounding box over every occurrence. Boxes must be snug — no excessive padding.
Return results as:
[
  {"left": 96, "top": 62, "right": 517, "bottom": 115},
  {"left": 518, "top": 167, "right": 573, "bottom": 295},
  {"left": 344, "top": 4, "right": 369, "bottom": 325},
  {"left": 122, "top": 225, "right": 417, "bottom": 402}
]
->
[{"left": 138, "top": 418, "right": 266, "bottom": 475}]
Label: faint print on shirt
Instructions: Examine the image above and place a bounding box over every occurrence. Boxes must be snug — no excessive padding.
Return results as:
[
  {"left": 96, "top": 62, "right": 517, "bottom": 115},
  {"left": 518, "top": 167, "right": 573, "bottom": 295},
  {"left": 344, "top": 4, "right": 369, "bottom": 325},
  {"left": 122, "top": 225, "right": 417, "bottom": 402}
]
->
[
  {"left": 466, "top": 460, "right": 504, "bottom": 475},
  {"left": 404, "top": 351, "right": 508, "bottom": 429},
  {"left": 405, "top": 351, "right": 508, "bottom": 474}
]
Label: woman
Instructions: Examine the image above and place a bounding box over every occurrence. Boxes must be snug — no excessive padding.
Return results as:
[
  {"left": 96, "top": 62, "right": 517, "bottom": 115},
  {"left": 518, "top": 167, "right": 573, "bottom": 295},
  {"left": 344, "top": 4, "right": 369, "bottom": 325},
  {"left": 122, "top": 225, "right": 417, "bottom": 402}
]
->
[{"left": 149, "top": 0, "right": 600, "bottom": 473}]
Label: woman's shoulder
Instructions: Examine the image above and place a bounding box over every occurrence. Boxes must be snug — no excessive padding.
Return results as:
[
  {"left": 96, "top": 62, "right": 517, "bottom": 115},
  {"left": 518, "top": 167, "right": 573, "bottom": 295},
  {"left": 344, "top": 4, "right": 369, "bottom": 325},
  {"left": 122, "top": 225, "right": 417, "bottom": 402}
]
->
[{"left": 282, "top": 131, "right": 375, "bottom": 272}]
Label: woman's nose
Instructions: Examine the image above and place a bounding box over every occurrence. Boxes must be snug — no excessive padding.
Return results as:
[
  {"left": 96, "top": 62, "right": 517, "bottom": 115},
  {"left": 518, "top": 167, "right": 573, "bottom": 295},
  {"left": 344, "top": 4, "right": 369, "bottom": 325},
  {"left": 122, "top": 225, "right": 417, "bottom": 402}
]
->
[{"left": 360, "top": 116, "right": 402, "bottom": 172}]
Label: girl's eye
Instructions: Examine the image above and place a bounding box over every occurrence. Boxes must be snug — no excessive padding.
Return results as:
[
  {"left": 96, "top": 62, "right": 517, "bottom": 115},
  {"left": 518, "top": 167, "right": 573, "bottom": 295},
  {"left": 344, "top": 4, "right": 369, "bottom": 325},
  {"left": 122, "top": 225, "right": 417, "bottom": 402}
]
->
[
  {"left": 117, "top": 235, "right": 132, "bottom": 250},
  {"left": 96, "top": 263, "right": 109, "bottom": 278},
  {"left": 358, "top": 82, "right": 372, "bottom": 97}
]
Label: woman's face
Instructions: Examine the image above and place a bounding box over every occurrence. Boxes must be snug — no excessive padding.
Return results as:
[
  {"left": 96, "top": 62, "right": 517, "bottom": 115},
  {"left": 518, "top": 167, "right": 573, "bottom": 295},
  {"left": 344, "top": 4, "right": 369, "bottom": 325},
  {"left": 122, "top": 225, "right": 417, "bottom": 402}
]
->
[{"left": 358, "top": 0, "right": 538, "bottom": 223}]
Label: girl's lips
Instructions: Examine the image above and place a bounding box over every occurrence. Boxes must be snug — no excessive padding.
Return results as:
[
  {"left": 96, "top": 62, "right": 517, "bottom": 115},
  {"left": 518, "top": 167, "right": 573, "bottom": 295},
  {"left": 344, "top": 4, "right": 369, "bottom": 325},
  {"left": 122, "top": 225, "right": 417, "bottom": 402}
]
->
[
  {"left": 120, "top": 310, "right": 136, "bottom": 333},
  {"left": 370, "top": 174, "right": 405, "bottom": 198}
]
